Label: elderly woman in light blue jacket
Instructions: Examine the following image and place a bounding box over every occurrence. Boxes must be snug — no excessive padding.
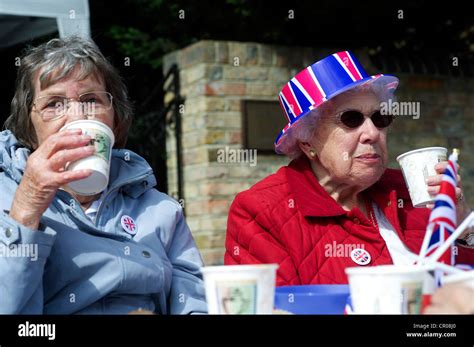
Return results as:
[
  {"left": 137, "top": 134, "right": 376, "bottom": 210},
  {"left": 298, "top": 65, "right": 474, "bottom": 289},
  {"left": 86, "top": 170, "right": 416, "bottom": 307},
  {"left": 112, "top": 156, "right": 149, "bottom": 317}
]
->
[{"left": 0, "top": 37, "right": 206, "bottom": 314}]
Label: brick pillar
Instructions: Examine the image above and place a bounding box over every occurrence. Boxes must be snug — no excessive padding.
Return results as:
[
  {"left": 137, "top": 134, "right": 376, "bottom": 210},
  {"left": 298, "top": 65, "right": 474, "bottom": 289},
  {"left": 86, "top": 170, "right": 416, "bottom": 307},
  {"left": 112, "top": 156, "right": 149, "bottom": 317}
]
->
[{"left": 162, "top": 40, "right": 320, "bottom": 265}]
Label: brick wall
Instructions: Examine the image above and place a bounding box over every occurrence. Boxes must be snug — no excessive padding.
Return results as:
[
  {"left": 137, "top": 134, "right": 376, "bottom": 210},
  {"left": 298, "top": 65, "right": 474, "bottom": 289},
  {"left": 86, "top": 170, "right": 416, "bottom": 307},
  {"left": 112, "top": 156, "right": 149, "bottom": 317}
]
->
[
  {"left": 163, "top": 40, "right": 474, "bottom": 265},
  {"left": 388, "top": 76, "right": 474, "bottom": 203}
]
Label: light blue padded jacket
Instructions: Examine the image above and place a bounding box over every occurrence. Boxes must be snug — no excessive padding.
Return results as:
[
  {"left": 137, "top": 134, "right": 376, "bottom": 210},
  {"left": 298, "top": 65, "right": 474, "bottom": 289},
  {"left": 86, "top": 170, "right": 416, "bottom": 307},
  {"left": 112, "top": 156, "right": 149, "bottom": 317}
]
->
[{"left": 0, "top": 130, "right": 207, "bottom": 314}]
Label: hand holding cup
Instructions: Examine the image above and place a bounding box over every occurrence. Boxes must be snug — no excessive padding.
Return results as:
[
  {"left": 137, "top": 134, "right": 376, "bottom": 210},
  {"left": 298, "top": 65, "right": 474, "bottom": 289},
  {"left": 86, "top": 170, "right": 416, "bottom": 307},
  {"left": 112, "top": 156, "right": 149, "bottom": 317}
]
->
[
  {"left": 425, "top": 161, "right": 463, "bottom": 207},
  {"left": 9, "top": 129, "right": 94, "bottom": 230}
]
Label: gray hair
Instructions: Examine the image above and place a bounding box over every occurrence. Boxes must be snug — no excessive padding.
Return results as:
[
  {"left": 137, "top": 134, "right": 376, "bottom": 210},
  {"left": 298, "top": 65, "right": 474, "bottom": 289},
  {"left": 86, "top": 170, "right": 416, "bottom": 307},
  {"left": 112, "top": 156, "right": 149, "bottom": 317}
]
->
[
  {"left": 278, "top": 81, "right": 397, "bottom": 159},
  {"left": 4, "top": 36, "right": 133, "bottom": 149}
]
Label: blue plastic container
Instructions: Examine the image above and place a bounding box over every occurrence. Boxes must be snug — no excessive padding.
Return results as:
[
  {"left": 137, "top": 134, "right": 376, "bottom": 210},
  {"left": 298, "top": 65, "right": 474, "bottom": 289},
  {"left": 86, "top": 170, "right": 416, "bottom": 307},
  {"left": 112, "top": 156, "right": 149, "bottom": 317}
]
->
[{"left": 274, "top": 285, "right": 350, "bottom": 314}]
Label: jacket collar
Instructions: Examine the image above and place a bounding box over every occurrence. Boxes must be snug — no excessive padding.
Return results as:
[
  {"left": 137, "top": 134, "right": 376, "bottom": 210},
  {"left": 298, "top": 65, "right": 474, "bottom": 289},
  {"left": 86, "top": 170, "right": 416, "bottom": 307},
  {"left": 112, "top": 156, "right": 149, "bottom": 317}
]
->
[
  {"left": 108, "top": 149, "right": 156, "bottom": 197},
  {"left": 285, "top": 157, "right": 346, "bottom": 217},
  {"left": 285, "top": 156, "right": 409, "bottom": 218}
]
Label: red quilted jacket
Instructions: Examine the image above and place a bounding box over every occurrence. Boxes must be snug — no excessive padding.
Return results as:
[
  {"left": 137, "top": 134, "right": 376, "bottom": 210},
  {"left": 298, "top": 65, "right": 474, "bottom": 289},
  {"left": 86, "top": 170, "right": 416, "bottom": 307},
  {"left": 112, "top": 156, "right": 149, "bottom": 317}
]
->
[{"left": 225, "top": 156, "right": 474, "bottom": 286}]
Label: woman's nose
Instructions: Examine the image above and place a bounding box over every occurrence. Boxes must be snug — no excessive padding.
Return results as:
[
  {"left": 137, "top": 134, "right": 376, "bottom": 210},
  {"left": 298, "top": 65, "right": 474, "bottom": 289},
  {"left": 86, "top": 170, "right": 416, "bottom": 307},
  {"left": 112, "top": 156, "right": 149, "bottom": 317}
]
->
[
  {"left": 359, "top": 117, "right": 381, "bottom": 144},
  {"left": 64, "top": 100, "right": 88, "bottom": 120}
]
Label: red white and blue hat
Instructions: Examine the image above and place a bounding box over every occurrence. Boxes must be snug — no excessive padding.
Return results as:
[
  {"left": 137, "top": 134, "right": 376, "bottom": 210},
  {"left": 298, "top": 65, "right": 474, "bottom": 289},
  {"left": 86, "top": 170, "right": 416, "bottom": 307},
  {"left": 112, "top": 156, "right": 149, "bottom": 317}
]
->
[{"left": 275, "top": 51, "right": 399, "bottom": 154}]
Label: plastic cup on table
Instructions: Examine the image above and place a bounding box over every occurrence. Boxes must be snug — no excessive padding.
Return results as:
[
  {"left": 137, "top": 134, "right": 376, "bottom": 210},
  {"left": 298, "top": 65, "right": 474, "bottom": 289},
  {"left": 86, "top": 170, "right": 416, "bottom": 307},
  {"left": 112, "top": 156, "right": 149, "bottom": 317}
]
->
[
  {"left": 442, "top": 270, "right": 474, "bottom": 288},
  {"left": 201, "top": 264, "right": 278, "bottom": 314},
  {"left": 345, "top": 264, "right": 435, "bottom": 314}
]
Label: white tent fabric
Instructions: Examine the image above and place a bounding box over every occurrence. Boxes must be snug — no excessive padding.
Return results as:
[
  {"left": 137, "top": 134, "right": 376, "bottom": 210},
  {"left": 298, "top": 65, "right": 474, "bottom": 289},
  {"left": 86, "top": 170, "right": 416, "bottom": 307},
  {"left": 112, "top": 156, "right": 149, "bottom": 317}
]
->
[{"left": 0, "top": 0, "right": 90, "bottom": 48}]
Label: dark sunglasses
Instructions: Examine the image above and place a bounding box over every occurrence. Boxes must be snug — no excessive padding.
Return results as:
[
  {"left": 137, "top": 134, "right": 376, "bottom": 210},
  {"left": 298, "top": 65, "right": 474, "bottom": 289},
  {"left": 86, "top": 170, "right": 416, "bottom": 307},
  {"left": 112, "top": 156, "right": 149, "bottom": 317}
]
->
[{"left": 338, "top": 110, "right": 394, "bottom": 129}]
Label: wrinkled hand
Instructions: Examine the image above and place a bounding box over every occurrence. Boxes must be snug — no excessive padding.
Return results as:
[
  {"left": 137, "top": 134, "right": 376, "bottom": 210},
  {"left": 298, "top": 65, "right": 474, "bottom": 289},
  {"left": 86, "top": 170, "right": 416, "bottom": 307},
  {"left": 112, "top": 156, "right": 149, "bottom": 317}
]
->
[
  {"left": 426, "top": 161, "right": 471, "bottom": 233},
  {"left": 424, "top": 284, "right": 474, "bottom": 314},
  {"left": 426, "top": 161, "right": 462, "bottom": 204},
  {"left": 9, "top": 129, "right": 94, "bottom": 230}
]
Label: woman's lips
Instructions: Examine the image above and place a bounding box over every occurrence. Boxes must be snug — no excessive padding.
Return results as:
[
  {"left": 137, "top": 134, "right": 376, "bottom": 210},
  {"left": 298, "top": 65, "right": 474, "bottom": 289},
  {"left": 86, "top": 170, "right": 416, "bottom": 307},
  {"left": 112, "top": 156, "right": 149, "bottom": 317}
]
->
[{"left": 355, "top": 153, "right": 381, "bottom": 163}]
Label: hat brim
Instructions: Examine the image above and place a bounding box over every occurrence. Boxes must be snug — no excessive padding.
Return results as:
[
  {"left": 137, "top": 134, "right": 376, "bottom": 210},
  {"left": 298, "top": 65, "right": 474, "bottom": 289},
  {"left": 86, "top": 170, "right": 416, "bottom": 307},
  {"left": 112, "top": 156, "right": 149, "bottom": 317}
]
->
[{"left": 274, "top": 74, "right": 399, "bottom": 154}]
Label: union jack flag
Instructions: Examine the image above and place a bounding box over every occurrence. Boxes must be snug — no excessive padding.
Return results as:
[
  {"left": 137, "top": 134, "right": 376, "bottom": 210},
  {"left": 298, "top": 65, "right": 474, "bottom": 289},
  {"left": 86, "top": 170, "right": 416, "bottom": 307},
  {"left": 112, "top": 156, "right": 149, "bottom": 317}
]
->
[
  {"left": 420, "top": 152, "right": 458, "bottom": 266},
  {"left": 123, "top": 217, "right": 136, "bottom": 232}
]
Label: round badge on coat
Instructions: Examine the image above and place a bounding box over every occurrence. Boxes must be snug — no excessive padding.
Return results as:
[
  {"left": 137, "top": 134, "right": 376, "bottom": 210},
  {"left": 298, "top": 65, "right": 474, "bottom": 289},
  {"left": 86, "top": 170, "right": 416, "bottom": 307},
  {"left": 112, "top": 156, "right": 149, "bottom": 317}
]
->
[
  {"left": 121, "top": 215, "right": 137, "bottom": 235},
  {"left": 350, "top": 248, "right": 371, "bottom": 266}
]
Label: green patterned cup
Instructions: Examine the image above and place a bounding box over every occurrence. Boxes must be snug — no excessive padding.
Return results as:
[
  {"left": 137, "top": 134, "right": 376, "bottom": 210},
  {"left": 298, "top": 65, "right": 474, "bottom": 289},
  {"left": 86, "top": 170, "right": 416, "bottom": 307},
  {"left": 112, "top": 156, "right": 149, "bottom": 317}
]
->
[
  {"left": 201, "top": 264, "right": 278, "bottom": 314},
  {"left": 61, "top": 120, "right": 115, "bottom": 196}
]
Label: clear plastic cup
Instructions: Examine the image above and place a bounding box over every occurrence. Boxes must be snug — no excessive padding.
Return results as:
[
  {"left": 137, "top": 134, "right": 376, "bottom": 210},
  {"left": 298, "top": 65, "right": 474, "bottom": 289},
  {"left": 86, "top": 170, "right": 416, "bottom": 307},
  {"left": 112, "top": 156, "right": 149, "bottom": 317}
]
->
[
  {"left": 60, "top": 120, "right": 115, "bottom": 196},
  {"left": 201, "top": 264, "right": 278, "bottom": 314},
  {"left": 442, "top": 271, "right": 474, "bottom": 288},
  {"left": 345, "top": 264, "right": 434, "bottom": 314},
  {"left": 396, "top": 147, "right": 447, "bottom": 207}
]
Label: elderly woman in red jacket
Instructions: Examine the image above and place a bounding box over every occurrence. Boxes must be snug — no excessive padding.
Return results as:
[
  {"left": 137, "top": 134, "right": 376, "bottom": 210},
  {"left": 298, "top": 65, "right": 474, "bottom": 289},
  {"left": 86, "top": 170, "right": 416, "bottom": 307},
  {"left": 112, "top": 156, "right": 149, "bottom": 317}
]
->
[{"left": 225, "top": 51, "right": 474, "bottom": 286}]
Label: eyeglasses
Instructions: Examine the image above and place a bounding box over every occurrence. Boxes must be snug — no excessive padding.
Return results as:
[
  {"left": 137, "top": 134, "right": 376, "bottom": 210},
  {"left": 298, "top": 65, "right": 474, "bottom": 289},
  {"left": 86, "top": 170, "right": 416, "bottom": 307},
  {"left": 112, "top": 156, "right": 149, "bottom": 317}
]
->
[
  {"left": 338, "top": 110, "right": 394, "bottom": 129},
  {"left": 32, "top": 91, "right": 113, "bottom": 122}
]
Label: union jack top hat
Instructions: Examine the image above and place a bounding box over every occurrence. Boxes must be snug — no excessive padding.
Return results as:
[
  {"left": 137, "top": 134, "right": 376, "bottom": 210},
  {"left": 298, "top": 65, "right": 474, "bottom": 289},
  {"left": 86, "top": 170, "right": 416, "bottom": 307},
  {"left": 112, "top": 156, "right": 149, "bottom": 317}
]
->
[{"left": 275, "top": 51, "right": 399, "bottom": 154}]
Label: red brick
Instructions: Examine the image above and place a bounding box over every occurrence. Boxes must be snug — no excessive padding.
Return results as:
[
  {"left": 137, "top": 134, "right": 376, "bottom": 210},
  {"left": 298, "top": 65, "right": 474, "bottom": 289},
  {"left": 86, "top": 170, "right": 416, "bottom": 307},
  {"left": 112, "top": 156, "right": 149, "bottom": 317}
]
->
[{"left": 228, "top": 131, "right": 242, "bottom": 144}]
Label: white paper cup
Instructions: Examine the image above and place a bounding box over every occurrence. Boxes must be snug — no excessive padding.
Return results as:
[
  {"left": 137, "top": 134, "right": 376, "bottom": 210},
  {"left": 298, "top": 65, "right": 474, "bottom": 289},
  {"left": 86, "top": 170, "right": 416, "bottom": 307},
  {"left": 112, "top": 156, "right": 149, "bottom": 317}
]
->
[
  {"left": 396, "top": 147, "right": 447, "bottom": 207},
  {"left": 442, "top": 271, "right": 474, "bottom": 288},
  {"left": 60, "top": 120, "right": 115, "bottom": 196},
  {"left": 345, "top": 265, "right": 434, "bottom": 314},
  {"left": 201, "top": 264, "right": 278, "bottom": 314}
]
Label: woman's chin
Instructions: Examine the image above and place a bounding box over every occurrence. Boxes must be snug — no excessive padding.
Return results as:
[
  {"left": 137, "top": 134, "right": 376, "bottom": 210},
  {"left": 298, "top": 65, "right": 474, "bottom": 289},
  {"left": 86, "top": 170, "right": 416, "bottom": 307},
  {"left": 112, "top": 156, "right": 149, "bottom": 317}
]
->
[{"left": 352, "top": 166, "right": 385, "bottom": 186}]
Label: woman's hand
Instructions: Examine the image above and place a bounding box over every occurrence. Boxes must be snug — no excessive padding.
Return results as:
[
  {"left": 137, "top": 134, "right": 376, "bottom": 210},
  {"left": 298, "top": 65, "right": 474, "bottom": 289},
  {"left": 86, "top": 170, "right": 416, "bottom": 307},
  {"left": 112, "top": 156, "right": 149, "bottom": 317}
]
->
[
  {"left": 426, "top": 161, "right": 462, "bottom": 203},
  {"left": 426, "top": 161, "right": 471, "bottom": 233},
  {"left": 9, "top": 129, "right": 95, "bottom": 230},
  {"left": 424, "top": 284, "right": 474, "bottom": 314}
]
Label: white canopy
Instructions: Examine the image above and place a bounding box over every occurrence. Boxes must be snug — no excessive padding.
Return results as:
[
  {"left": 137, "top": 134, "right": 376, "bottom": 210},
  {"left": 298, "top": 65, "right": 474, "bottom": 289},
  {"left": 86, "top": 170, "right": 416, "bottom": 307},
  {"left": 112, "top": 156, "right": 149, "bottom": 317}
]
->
[{"left": 0, "top": 0, "right": 90, "bottom": 48}]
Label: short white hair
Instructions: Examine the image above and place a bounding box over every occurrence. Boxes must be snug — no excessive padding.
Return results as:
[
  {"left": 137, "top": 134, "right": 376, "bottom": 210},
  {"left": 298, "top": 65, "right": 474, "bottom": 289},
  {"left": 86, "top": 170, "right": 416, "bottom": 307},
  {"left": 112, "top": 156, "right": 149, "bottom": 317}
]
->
[{"left": 277, "top": 81, "right": 397, "bottom": 159}]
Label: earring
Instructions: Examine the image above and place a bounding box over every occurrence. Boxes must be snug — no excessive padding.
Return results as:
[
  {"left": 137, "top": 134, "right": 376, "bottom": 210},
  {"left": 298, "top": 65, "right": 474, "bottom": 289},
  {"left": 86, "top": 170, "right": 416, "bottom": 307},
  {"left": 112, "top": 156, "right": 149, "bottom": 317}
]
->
[{"left": 309, "top": 150, "right": 316, "bottom": 158}]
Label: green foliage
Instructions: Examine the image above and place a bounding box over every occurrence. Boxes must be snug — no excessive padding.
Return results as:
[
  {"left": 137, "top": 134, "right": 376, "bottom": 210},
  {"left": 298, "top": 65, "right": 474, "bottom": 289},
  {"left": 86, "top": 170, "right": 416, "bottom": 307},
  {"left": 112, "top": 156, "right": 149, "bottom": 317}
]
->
[
  {"left": 108, "top": 26, "right": 176, "bottom": 69},
  {"left": 96, "top": 0, "right": 472, "bottom": 73},
  {"left": 100, "top": 0, "right": 289, "bottom": 70}
]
